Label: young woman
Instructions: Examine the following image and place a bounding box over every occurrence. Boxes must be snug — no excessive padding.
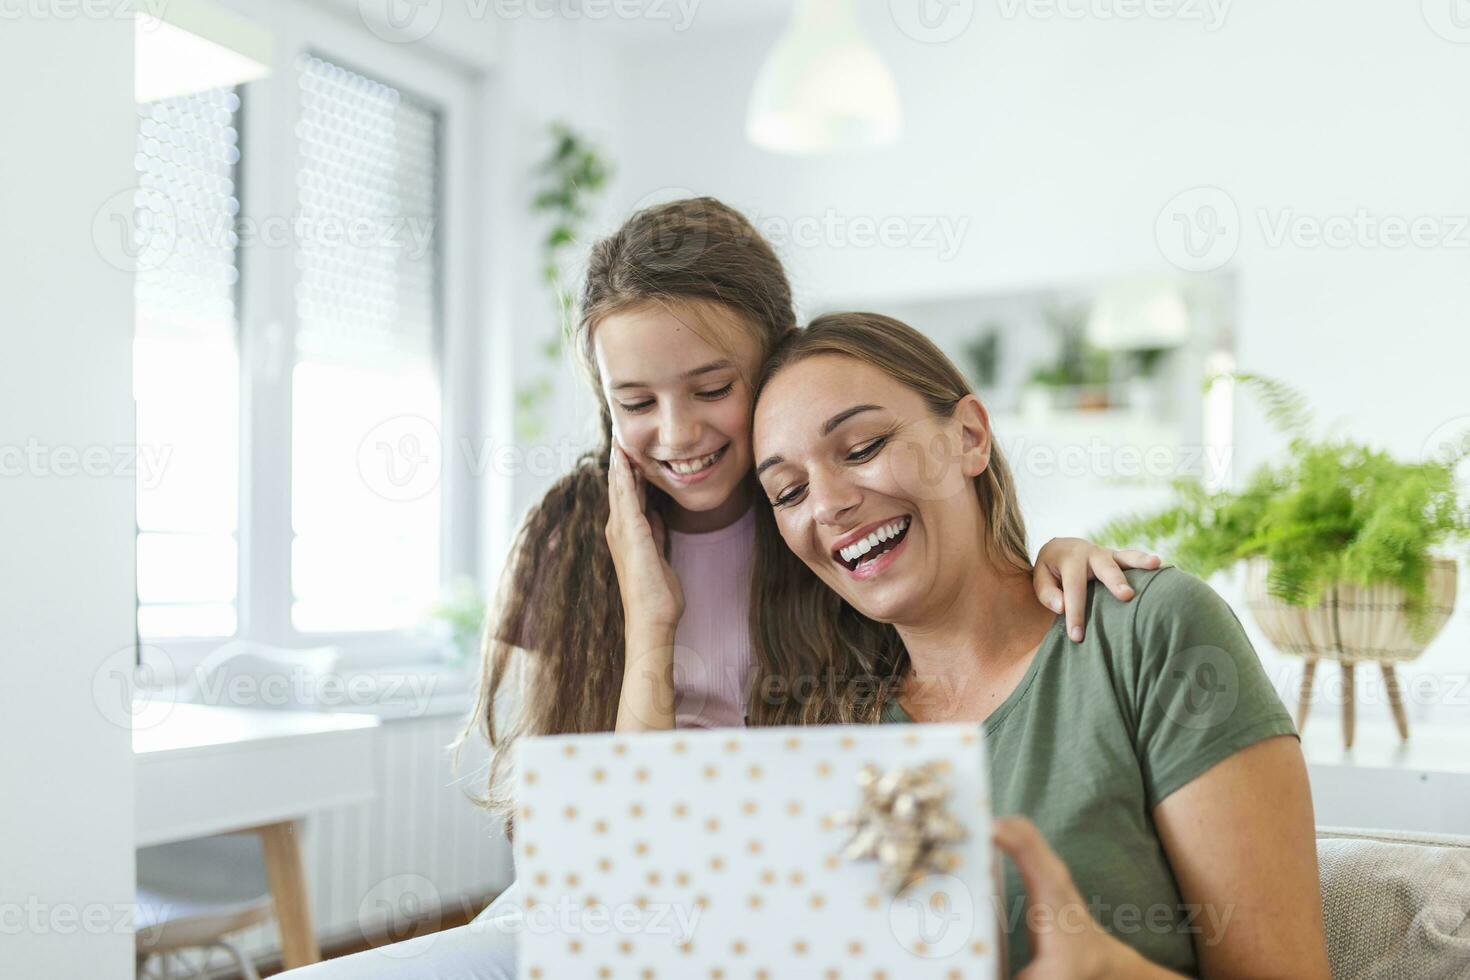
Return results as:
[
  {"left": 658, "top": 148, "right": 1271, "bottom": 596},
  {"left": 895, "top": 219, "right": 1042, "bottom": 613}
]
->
[
  {"left": 749, "top": 312, "right": 1332, "bottom": 979},
  {"left": 282, "top": 200, "right": 1155, "bottom": 979}
]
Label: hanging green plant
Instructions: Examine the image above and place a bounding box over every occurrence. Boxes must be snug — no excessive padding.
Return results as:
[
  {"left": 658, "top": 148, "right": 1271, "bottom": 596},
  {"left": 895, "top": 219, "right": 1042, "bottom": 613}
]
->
[
  {"left": 1097, "top": 374, "right": 1470, "bottom": 635},
  {"left": 516, "top": 121, "right": 612, "bottom": 440}
]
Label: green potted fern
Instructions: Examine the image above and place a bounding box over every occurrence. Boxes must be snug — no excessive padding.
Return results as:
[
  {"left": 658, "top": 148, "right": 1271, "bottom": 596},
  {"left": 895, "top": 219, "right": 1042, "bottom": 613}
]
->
[{"left": 1099, "top": 375, "right": 1470, "bottom": 747}]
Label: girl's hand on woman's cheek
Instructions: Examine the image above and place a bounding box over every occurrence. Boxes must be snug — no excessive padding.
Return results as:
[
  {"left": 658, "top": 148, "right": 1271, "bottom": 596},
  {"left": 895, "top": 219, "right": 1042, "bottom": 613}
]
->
[
  {"left": 1032, "top": 538, "right": 1162, "bottom": 642},
  {"left": 992, "top": 817, "right": 1150, "bottom": 980},
  {"left": 605, "top": 445, "right": 685, "bottom": 630}
]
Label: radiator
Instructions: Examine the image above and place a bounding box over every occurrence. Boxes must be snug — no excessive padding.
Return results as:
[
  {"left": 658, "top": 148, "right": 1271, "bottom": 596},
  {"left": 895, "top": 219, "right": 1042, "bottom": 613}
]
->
[{"left": 217, "top": 709, "right": 513, "bottom": 965}]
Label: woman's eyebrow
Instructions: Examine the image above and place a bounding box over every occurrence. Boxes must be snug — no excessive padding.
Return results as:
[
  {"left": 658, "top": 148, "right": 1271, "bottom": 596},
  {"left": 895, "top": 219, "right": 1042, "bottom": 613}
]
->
[
  {"left": 611, "top": 359, "right": 733, "bottom": 391},
  {"left": 756, "top": 404, "right": 884, "bottom": 477},
  {"left": 822, "top": 404, "right": 882, "bottom": 435}
]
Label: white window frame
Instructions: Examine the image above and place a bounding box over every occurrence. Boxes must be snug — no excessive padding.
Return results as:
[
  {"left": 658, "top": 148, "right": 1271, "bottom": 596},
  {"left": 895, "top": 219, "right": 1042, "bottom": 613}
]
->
[{"left": 148, "top": 0, "right": 485, "bottom": 672}]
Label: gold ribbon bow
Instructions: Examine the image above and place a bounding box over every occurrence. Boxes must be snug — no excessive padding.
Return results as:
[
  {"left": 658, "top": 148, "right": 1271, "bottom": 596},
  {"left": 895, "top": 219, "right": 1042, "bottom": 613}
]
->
[{"left": 831, "top": 760, "right": 968, "bottom": 894}]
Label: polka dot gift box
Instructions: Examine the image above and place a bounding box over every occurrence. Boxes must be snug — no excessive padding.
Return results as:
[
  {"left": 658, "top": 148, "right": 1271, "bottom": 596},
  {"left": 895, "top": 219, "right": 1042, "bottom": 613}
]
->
[{"left": 513, "top": 724, "right": 1001, "bottom": 979}]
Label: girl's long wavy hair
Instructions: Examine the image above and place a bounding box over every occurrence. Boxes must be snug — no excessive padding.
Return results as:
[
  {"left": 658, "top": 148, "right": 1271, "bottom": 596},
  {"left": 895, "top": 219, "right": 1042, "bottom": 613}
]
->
[
  {"left": 745, "top": 312, "right": 1032, "bottom": 727},
  {"left": 460, "top": 197, "right": 795, "bottom": 828}
]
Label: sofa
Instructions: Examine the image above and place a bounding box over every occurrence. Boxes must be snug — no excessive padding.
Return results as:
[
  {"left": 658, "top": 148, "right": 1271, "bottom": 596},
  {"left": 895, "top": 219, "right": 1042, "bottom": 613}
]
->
[{"left": 282, "top": 826, "right": 1470, "bottom": 978}]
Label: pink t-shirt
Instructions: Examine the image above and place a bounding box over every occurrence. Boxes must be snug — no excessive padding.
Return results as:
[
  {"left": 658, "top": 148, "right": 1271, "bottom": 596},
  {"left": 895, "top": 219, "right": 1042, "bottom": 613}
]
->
[{"left": 667, "top": 506, "right": 755, "bottom": 729}]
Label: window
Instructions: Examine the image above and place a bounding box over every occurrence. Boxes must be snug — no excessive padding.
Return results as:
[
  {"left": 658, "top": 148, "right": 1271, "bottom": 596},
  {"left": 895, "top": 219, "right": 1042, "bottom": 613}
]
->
[
  {"left": 131, "top": 7, "right": 475, "bottom": 658},
  {"left": 290, "top": 55, "right": 442, "bottom": 633},
  {"left": 133, "top": 87, "right": 242, "bottom": 639}
]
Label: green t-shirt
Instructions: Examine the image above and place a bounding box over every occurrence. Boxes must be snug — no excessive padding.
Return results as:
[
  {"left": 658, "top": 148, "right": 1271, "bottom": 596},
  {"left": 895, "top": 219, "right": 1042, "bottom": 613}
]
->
[{"left": 882, "top": 567, "right": 1297, "bottom": 977}]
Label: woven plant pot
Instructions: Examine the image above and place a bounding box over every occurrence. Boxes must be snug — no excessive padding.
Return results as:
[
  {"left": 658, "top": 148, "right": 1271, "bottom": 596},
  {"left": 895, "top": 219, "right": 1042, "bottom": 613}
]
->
[
  {"left": 1244, "top": 556, "right": 1458, "bottom": 746},
  {"left": 1244, "top": 557, "right": 1458, "bottom": 664}
]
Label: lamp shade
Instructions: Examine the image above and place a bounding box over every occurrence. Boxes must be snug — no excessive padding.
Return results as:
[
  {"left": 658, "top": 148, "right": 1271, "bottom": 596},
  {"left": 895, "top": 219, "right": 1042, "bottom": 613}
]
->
[
  {"left": 1086, "top": 277, "right": 1192, "bottom": 351},
  {"left": 746, "top": 0, "right": 901, "bottom": 155},
  {"left": 135, "top": 0, "right": 272, "bottom": 103}
]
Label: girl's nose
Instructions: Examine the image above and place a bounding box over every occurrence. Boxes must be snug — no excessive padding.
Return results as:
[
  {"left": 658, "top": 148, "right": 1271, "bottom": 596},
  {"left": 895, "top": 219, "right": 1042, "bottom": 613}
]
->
[{"left": 659, "top": 403, "right": 701, "bottom": 454}]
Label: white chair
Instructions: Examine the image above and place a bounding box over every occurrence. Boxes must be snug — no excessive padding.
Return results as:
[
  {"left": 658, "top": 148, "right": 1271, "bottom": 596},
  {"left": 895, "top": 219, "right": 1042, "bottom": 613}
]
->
[{"left": 136, "top": 833, "right": 275, "bottom": 979}]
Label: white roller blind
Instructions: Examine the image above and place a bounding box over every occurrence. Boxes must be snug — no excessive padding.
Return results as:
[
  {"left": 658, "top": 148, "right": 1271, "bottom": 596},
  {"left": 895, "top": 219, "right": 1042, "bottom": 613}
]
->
[
  {"left": 294, "top": 54, "right": 438, "bottom": 368},
  {"left": 133, "top": 87, "right": 242, "bottom": 640},
  {"left": 290, "top": 54, "right": 442, "bottom": 634}
]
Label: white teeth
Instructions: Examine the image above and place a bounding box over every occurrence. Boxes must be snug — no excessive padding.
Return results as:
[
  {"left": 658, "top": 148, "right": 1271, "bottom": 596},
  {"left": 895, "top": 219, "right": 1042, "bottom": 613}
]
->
[
  {"left": 667, "top": 448, "right": 722, "bottom": 475},
  {"left": 838, "top": 517, "right": 910, "bottom": 564}
]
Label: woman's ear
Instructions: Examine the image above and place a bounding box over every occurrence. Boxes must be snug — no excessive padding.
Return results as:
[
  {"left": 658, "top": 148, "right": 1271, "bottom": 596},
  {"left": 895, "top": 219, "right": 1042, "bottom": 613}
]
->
[{"left": 954, "top": 394, "right": 993, "bottom": 478}]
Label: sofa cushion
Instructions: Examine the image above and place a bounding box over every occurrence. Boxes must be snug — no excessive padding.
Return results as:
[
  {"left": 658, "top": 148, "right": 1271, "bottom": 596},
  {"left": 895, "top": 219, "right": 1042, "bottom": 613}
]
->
[{"left": 1317, "top": 828, "right": 1470, "bottom": 979}]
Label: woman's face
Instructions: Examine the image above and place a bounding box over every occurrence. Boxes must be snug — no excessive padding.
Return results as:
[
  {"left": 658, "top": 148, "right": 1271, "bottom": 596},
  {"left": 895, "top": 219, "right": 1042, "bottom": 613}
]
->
[
  {"left": 753, "top": 354, "right": 992, "bottom": 624},
  {"left": 594, "top": 300, "right": 763, "bottom": 520}
]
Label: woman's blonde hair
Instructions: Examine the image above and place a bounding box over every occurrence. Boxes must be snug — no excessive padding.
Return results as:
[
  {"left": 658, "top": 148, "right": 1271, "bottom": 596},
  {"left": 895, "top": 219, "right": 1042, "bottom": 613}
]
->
[
  {"left": 745, "top": 311, "right": 1030, "bottom": 727},
  {"left": 461, "top": 197, "right": 795, "bottom": 827}
]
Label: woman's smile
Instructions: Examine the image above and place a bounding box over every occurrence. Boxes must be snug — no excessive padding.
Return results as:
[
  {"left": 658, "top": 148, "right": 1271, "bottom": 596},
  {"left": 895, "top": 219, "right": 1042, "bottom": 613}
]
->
[{"left": 831, "top": 514, "right": 913, "bottom": 578}]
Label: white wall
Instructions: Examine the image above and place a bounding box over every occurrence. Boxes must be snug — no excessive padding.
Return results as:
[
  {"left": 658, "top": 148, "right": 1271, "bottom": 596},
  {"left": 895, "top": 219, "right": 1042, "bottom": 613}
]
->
[
  {"left": 0, "top": 19, "right": 138, "bottom": 980},
  {"left": 514, "top": 2, "right": 1470, "bottom": 727}
]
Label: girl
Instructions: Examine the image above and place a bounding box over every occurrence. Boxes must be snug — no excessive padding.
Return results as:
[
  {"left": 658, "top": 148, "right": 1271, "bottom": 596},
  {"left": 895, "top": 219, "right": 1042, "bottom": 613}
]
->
[{"left": 749, "top": 312, "right": 1331, "bottom": 978}]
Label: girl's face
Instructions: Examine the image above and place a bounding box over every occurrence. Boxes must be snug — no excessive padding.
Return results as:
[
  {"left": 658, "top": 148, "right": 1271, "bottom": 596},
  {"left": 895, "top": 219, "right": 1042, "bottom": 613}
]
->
[
  {"left": 753, "top": 354, "right": 992, "bottom": 625},
  {"left": 594, "top": 301, "right": 764, "bottom": 525}
]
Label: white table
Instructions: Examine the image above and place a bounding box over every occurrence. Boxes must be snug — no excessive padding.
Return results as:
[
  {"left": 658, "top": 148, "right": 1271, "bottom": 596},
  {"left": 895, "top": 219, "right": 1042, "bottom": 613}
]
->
[
  {"left": 1302, "top": 720, "right": 1470, "bottom": 836},
  {"left": 134, "top": 702, "right": 380, "bottom": 967}
]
